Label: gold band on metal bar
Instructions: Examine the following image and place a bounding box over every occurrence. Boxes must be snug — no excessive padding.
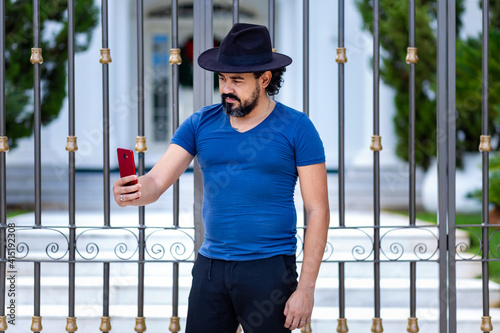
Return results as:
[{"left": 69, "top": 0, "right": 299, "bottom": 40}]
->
[
  {"left": 337, "top": 318, "right": 348, "bottom": 333},
  {"left": 272, "top": 48, "right": 277, "bottom": 53},
  {"left": 134, "top": 317, "right": 146, "bottom": 332},
  {"left": 66, "top": 317, "right": 78, "bottom": 332},
  {"left": 0, "top": 136, "right": 9, "bottom": 152},
  {"left": 371, "top": 317, "right": 383, "bottom": 333},
  {"left": 370, "top": 135, "right": 383, "bottom": 151},
  {"left": 336, "top": 47, "right": 347, "bottom": 63},
  {"left": 135, "top": 136, "right": 147, "bottom": 153},
  {"left": 169, "top": 316, "right": 180, "bottom": 333},
  {"left": 479, "top": 135, "right": 492, "bottom": 152},
  {"left": 99, "top": 316, "right": 111, "bottom": 332},
  {"left": 169, "top": 48, "right": 182, "bottom": 65},
  {"left": 406, "top": 47, "right": 419, "bottom": 64},
  {"left": 31, "top": 316, "right": 43, "bottom": 332},
  {"left": 99, "top": 48, "right": 112, "bottom": 64},
  {"left": 0, "top": 316, "right": 7, "bottom": 331},
  {"left": 407, "top": 317, "right": 419, "bottom": 333},
  {"left": 65, "top": 136, "right": 78, "bottom": 152},
  {"left": 300, "top": 322, "right": 312, "bottom": 333},
  {"left": 481, "top": 316, "right": 493, "bottom": 332},
  {"left": 30, "top": 48, "right": 43, "bottom": 64}
]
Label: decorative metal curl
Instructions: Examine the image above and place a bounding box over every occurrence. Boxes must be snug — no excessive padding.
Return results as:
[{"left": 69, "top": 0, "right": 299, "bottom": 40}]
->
[
  {"left": 170, "top": 242, "right": 188, "bottom": 260},
  {"left": 115, "top": 242, "right": 137, "bottom": 260},
  {"left": 16, "top": 242, "right": 29, "bottom": 259},
  {"left": 46, "top": 241, "right": 68, "bottom": 260},
  {"left": 148, "top": 243, "right": 166, "bottom": 260},
  {"left": 81, "top": 242, "right": 100, "bottom": 260},
  {"left": 145, "top": 228, "right": 195, "bottom": 261},
  {"left": 456, "top": 228, "right": 482, "bottom": 260},
  {"left": 381, "top": 242, "right": 405, "bottom": 261},
  {"left": 351, "top": 228, "right": 374, "bottom": 261},
  {"left": 14, "top": 228, "right": 69, "bottom": 260},
  {"left": 413, "top": 228, "right": 439, "bottom": 260},
  {"left": 76, "top": 228, "right": 139, "bottom": 261},
  {"left": 352, "top": 244, "right": 371, "bottom": 261},
  {"left": 488, "top": 228, "right": 500, "bottom": 259},
  {"left": 413, "top": 242, "right": 430, "bottom": 260}
]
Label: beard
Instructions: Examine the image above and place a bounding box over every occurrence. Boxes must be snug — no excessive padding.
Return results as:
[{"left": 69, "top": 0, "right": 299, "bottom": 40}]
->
[{"left": 221, "top": 84, "right": 260, "bottom": 118}]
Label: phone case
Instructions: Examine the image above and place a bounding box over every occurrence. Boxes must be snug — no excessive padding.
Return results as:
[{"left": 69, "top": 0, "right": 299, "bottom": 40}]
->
[{"left": 117, "top": 148, "right": 138, "bottom": 185}]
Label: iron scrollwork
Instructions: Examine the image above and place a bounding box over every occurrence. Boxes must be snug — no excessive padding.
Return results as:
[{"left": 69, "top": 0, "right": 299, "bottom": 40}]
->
[{"left": 145, "top": 228, "right": 195, "bottom": 261}]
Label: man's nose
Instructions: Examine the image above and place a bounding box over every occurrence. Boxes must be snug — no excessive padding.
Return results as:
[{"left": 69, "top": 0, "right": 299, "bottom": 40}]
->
[{"left": 222, "top": 82, "right": 235, "bottom": 94}]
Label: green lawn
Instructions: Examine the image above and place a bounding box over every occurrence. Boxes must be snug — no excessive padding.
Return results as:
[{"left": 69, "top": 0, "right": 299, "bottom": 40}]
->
[{"left": 6, "top": 210, "right": 29, "bottom": 219}]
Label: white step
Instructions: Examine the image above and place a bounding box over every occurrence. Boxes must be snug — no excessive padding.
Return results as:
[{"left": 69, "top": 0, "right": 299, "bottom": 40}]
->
[{"left": 6, "top": 306, "right": 500, "bottom": 333}]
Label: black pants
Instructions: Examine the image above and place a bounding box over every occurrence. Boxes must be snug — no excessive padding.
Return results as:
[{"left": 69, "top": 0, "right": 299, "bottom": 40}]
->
[{"left": 185, "top": 254, "right": 298, "bottom": 333}]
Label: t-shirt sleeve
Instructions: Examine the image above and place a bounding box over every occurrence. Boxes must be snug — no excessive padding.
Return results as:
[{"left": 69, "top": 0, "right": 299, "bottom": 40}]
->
[
  {"left": 294, "top": 114, "right": 326, "bottom": 167},
  {"left": 170, "top": 112, "right": 198, "bottom": 156}
]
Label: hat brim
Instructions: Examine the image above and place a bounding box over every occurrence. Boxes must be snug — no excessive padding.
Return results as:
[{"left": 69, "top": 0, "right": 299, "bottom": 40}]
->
[{"left": 197, "top": 47, "right": 292, "bottom": 73}]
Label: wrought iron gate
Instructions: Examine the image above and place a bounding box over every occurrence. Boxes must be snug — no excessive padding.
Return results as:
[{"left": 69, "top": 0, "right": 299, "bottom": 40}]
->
[{"left": 0, "top": 0, "right": 497, "bottom": 332}]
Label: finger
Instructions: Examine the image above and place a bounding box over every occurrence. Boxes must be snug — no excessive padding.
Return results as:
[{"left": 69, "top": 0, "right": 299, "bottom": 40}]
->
[
  {"left": 289, "top": 317, "right": 300, "bottom": 331},
  {"left": 121, "top": 191, "right": 141, "bottom": 202},
  {"left": 120, "top": 183, "right": 141, "bottom": 195},
  {"left": 116, "top": 175, "right": 138, "bottom": 186},
  {"left": 284, "top": 313, "right": 299, "bottom": 331}
]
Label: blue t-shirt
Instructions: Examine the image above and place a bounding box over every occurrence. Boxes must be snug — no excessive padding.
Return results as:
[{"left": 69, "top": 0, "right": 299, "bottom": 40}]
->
[{"left": 171, "top": 102, "right": 325, "bottom": 260}]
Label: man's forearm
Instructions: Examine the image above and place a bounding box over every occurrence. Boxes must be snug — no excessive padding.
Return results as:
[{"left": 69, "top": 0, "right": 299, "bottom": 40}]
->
[{"left": 297, "top": 209, "right": 329, "bottom": 291}]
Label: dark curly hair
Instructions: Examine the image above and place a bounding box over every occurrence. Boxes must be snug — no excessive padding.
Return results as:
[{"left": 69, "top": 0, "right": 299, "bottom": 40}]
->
[{"left": 253, "top": 67, "right": 286, "bottom": 96}]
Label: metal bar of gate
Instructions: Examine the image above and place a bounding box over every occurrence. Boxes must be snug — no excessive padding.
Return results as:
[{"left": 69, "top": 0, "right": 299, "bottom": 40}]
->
[
  {"left": 437, "top": 1, "right": 448, "bottom": 330},
  {"left": 480, "top": 0, "right": 492, "bottom": 332},
  {"left": 193, "top": 0, "right": 212, "bottom": 255},
  {"left": 67, "top": 0, "right": 77, "bottom": 331},
  {"left": 302, "top": 2, "right": 311, "bottom": 331},
  {"left": 232, "top": 0, "right": 239, "bottom": 25},
  {"left": 100, "top": 0, "right": 112, "bottom": 331},
  {"left": 31, "top": 0, "right": 43, "bottom": 331},
  {"left": 268, "top": 0, "right": 275, "bottom": 49},
  {"left": 436, "top": 0, "right": 458, "bottom": 331},
  {"left": 169, "top": 0, "right": 181, "bottom": 331},
  {"left": 136, "top": 0, "right": 147, "bottom": 331},
  {"left": 0, "top": 0, "right": 7, "bottom": 331},
  {"left": 371, "top": 0, "right": 382, "bottom": 332},
  {"left": 447, "top": 0, "right": 457, "bottom": 331},
  {"left": 407, "top": 0, "right": 418, "bottom": 331},
  {"left": 302, "top": 0, "right": 309, "bottom": 120},
  {"left": 336, "top": 0, "right": 347, "bottom": 332}
]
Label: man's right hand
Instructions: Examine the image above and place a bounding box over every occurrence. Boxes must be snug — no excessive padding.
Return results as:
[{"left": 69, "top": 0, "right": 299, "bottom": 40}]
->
[{"left": 113, "top": 175, "right": 142, "bottom": 207}]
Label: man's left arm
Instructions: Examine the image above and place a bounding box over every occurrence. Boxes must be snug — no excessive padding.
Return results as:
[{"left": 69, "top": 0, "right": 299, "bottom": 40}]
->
[{"left": 284, "top": 162, "right": 330, "bottom": 330}]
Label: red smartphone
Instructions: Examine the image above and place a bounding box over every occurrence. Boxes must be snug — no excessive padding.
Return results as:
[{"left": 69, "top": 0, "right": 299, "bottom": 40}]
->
[{"left": 117, "top": 148, "right": 138, "bottom": 185}]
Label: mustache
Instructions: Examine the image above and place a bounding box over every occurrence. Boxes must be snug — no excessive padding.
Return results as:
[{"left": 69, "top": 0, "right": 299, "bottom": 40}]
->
[{"left": 221, "top": 93, "right": 241, "bottom": 103}]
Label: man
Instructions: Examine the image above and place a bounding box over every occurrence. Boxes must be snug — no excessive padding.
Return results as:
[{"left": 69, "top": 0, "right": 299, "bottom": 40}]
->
[{"left": 113, "top": 23, "right": 329, "bottom": 333}]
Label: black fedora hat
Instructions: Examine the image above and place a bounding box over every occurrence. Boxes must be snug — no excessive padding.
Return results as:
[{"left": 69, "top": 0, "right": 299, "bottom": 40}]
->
[{"left": 197, "top": 23, "right": 292, "bottom": 73}]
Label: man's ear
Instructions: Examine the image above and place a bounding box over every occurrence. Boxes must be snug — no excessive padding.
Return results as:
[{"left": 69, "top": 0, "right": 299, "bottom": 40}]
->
[{"left": 260, "top": 71, "right": 272, "bottom": 88}]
